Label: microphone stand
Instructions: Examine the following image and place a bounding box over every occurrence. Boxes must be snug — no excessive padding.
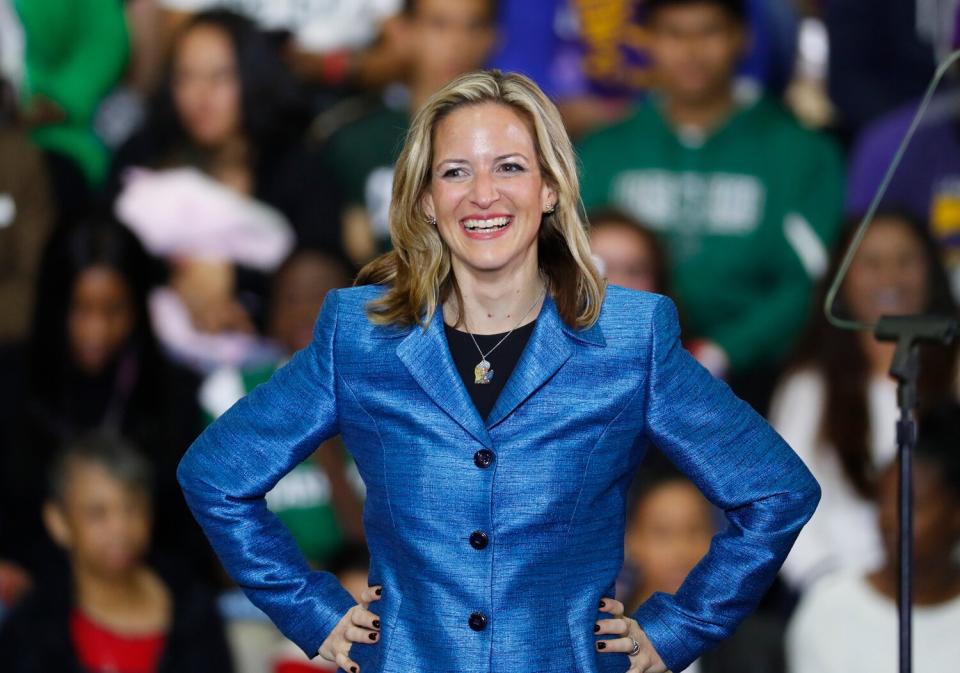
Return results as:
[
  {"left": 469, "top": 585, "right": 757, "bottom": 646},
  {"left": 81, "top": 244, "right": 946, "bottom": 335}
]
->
[{"left": 873, "top": 316, "right": 958, "bottom": 673}]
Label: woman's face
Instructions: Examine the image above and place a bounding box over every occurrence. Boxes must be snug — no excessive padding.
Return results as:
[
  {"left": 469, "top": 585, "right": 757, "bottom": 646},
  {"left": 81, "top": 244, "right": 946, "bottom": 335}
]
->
[
  {"left": 172, "top": 24, "right": 242, "bottom": 148},
  {"left": 68, "top": 266, "right": 136, "bottom": 375},
  {"left": 625, "top": 481, "right": 714, "bottom": 595},
  {"left": 46, "top": 461, "right": 152, "bottom": 577},
  {"left": 590, "top": 222, "right": 659, "bottom": 293},
  {"left": 843, "top": 217, "right": 930, "bottom": 325},
  {"left": 423, "top": 102, "right": 556, "bottom": 281}
]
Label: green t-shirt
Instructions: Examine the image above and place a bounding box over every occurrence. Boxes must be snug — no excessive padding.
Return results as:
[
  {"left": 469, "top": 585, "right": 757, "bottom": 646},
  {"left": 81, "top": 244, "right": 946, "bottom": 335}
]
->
[
  {"left": 578, "top": 93, "right": 845, "bottom": 371},
  {"left": 16, "top": 0, "right": 129, "bottom": 186},
  {"left": 199, "top": 361, "right": 363, "bottom": 567},
  {"left": 322, "top": 101, "right": 409, "bottom": 246}
]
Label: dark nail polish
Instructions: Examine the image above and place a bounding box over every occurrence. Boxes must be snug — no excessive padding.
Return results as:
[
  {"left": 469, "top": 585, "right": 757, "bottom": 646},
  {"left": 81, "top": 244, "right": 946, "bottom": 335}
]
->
[
  {"left": 369, "top": 632, "right": 377, "bottom": 640},
  {"left": 597, "top": 641, "right": 606, "bottom": 650},
  {"left": 373, "top": 619, "right": 380, "bottom": 629},
  {"left": 599, "top": 599, "right": 605, "bottom": 608},
  {"left": 593, "top": 623, "right": 599, "bottom": 632},
  {"left": 351, "top": 667, "right": 357, "bottom": 673},
  {"left": 375, "top": 587, "right": 382, "bottom": 596}
]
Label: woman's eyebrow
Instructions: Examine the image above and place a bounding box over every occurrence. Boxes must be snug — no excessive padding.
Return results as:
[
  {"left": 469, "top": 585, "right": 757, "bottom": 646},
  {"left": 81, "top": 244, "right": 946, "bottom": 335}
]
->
[{"left": 495, "top": 153, "right": 528, "bottom": 162}]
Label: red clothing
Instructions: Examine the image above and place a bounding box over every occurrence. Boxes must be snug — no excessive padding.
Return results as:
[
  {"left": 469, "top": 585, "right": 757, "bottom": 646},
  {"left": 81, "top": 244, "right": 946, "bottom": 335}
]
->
[{"left": 70, "top": 609, "right": 167, "bottom": 673}]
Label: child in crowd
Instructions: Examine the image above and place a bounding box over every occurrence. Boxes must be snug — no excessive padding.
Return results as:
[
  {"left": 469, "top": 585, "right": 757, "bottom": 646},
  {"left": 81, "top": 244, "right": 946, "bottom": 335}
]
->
[
  {"left": 0, "top": 431, "right": 233, "bottom": 672},
  {"left": 620, "top": 468, "right": 786, "bottom": 673},
  {"left": 787, "top": 402, "right": 960, "bottom": 673}
]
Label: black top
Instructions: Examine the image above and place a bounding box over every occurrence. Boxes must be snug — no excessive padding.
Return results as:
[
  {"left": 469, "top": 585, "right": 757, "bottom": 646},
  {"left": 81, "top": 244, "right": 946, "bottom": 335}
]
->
[{"left": 444, "top": 318, "right": 537, "bottom": 421}]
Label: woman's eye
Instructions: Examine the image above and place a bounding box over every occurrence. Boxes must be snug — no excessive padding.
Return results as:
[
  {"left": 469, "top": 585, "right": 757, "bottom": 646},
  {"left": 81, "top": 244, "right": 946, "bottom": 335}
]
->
[
  {"left": 500, "top": 162, "right": 524, "bottom": 173},
  {"left": 442, "top": 167, "right": 466, "bottom": 178}
]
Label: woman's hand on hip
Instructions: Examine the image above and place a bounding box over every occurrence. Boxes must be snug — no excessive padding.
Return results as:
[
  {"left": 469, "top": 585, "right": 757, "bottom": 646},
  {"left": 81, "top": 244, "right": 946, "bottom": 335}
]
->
[
  {"left": 317, "top": 584, "right": 383, "bottom": 673},
  {"left": 596, "top": 597, "right": 669, "bottom": 673}
]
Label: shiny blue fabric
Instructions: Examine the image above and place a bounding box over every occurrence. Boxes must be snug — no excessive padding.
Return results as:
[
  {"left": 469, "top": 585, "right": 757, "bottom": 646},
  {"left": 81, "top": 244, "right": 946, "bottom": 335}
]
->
[{"left": 177, "top": 283, "right": 820, "bottom": 673}]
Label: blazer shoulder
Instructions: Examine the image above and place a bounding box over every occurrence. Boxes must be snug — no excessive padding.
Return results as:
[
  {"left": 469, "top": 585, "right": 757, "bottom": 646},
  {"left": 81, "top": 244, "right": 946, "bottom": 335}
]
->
[{"left": 600, "top": 284, "right": 668, "bottom": 323}]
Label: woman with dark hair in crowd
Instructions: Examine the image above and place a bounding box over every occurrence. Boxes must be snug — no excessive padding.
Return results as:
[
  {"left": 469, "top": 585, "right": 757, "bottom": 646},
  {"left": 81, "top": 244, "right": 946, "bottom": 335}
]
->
[
  {"left": 108, "top": 9, "right": 345, "bottom": 255},
  {"left": 0, "top": 218, "right": 213, "bottom": 584},
  {"left": 770, "top": 210, "right": 960, "bottom": 593}
]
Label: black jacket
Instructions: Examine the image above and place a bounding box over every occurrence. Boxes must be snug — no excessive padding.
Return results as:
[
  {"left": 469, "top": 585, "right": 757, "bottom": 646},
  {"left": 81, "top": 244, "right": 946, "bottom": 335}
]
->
[{"left": 0, "top": 557, "right": 234, "bottom": 673}]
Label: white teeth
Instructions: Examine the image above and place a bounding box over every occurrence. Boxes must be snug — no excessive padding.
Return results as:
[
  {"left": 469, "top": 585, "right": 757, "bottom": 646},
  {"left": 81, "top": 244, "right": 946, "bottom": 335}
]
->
[{"left": 462, "top": 216, "right": 512, "bottom": 231}]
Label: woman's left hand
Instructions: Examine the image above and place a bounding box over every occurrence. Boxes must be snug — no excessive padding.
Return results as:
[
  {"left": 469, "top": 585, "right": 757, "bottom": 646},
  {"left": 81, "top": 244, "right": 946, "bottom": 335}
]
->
[{"left": 595, "top": 597, "right": 669, "bottom": 673}]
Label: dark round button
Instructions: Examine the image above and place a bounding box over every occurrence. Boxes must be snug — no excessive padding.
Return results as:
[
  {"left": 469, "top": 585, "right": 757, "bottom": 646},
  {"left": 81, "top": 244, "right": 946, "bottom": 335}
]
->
[
  {"left": 474, "top": 449, "right": 495, "bottom": 468},
  {"left": 469, "top": 530, "right": 489, "bottom": 550},
  {"left": 468, "top": 611, "right": 487, "bottom": 631}
]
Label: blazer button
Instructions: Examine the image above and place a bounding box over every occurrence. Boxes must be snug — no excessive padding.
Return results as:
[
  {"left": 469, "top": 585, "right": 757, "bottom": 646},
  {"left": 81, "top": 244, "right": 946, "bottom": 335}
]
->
[
  {"left": 468, "top": 611, "right": 487, "bottom": 631},
  {"left": 469, "top": 530, "right": 489, "bottom": 549},
  {"left": 473, "top": 449, "right": 494, "bottom": 468}
]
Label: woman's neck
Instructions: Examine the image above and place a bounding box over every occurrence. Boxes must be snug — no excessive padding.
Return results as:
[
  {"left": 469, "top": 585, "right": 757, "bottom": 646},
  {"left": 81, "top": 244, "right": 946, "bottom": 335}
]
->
[
  {"left": 868, "top": 562, "right": 960, "bottom": 606},
  {"left": 859, "top": 331, "right": 897, "bottom": 377},
  {"left": 74, "top": 563, "right": 171, "bottom": 633},
  {"left": 444, "top": 258, "right": 547, "bottom": 334}
]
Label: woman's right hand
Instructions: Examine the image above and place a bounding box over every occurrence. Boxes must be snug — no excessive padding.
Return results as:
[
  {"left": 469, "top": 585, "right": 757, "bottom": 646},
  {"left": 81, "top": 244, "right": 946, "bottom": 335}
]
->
[{"left": 317, "top": 584, "right": 383, "bottom": 673}]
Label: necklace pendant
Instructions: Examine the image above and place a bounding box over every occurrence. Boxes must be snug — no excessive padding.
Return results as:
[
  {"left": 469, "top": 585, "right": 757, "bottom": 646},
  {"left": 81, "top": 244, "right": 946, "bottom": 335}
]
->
[{"left": 474, "top": 359, "right": 494, "bottom": 385}]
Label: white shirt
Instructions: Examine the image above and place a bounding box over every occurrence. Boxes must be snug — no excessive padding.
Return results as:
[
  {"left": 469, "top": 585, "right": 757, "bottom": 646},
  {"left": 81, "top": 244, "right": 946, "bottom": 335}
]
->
[
  {"left": 769, "top": 367, "right": 898, "bottom": 591},
  {"left": 786, "top": 572, "right": 960, "bottom": 673},
  {"left": 157, "top": 0, "right": 401, "bottom": 52}
]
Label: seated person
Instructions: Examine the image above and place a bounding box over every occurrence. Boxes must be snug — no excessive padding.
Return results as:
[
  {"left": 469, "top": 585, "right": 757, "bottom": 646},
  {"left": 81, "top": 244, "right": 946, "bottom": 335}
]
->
[
  {"left": 621, "top": 467, "right": 787, "bottom": 673},
  {"left": 0, "top": 431, "right": 233, "bottom": 673},
  {"left": 786, "top": 402, "right": 960, "bottom": 673}
]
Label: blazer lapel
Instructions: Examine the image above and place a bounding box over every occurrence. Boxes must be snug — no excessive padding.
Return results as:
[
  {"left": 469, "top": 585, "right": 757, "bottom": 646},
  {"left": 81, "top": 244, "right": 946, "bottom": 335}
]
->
[
  {"left": 484, "top": 294, "right": 578, "bottom": 429},
  {"left": 396, "top": 310, "right": 493, "bottom": 448}
]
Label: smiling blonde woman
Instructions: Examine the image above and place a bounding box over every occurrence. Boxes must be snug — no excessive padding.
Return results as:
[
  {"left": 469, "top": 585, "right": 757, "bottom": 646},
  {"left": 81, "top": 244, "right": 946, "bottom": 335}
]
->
[{"left": 178, "top": 69, "right": 821, "bottom": 673}]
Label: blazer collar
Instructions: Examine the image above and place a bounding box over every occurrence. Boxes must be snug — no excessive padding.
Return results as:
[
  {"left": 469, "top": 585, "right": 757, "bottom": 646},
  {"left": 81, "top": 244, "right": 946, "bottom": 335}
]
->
[{"left": 395, "top": 294, "right": 605, "bottom": 448}]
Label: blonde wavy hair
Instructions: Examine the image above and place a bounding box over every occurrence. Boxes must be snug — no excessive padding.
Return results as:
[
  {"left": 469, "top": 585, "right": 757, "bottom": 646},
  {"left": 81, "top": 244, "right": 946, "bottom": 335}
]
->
[{"left": 356, "top": 69, "right": 605, "bottom": 330}]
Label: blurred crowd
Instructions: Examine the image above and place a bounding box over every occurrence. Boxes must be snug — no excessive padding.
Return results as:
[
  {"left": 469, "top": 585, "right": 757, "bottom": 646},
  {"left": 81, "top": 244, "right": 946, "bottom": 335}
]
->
[{"left": 1, "top": 0, "right": 959, "bottom": 672}]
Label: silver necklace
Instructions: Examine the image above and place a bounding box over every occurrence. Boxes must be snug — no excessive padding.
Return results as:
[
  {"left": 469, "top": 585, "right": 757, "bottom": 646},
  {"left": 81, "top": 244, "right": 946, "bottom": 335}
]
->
[{"left": 465, "top": 284, "right": 546, "bottom": 385}]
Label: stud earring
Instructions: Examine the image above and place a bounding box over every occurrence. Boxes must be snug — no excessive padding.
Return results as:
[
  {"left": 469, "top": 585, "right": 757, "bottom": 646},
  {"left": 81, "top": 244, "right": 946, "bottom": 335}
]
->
[
  {"left": 427, "top": 215, "right": 437, "bottom": 225},
  {"left": 544, "top": 202, "right": 556, "bottom": 214}
]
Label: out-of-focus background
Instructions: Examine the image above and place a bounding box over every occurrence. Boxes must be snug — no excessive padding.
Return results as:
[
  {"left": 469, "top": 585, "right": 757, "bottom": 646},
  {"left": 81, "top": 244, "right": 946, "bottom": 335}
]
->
[{"left": 1, "top": 1, "right": 959, "bottom": 672}]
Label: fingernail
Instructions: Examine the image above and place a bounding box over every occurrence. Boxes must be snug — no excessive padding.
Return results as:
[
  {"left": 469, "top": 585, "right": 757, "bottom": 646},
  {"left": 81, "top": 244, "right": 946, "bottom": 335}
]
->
[
  {"left": 351, "top": 668, "right": 357, "bottom": 673},
  {"left": 369, "top": 632, "right": 377, "bottom": 640},
  {"left": 593, "top": 623, "right": 599, "bottom": 632},
  {"left": 598, "top": 599, "right": 605, "bottom": 608},
  {"left": 375, "top": 587, "right": 382, "bottom": 596},
  {"left": 373, "top": 619, "right": 380, "bottom": 629},
  {"left": 597, "top": 641, "right": 606, "bottom": 649}
]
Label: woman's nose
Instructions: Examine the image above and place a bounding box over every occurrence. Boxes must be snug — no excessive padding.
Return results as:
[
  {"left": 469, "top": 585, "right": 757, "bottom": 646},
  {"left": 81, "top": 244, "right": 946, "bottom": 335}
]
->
[{"left": 470, "top": 171, "right": 499, "bottom": 208}]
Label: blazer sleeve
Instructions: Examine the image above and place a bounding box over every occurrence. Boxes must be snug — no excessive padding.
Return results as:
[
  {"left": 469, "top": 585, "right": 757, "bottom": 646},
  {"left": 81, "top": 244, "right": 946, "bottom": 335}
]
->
[
  {"left": 176, "top": 288, "right": 356, "bottom": 659},
  {"left": 630, "top": 295, "right": 821, "bottom": 673}
]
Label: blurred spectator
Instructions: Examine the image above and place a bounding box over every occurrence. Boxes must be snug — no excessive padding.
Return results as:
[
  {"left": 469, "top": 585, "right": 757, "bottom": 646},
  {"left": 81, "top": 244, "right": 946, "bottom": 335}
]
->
[
  {"left": 0, "top": 219, "right": 214, "bottom": 583},
  {"left": 785, "top": 402, "right": 960, "bottom": 673},
  {"left": 198, "top": 250, "right": 364, "bottom": 569},
  {"left": 823, "top": 0, "right": 944, "bottom": 142},
  {"left": 157, "top": 0, "right": 405, "bottom": 92},
  {"left": 588, "top": 207, "right": 669, "bottom": 294},
  {"left": 110, "top": 9, "right": 343, "bottom": 254},
  {"left": 321, "top": 0, "right": 498, "bottom": 266},
  {"left": 0, "top": 75, "right": 53, "bottom": 345},
  {"left": 490, "top": 0, "right": 800, "bottom": 138},
  {"left": 770, "top": 212, "right": 960, "bottom": 592},
  {"left": 578, "top": 0, "right": 844, "bottom": 412},
  {"left": 847, "top": 87, "right": 960, "bottom": 298},
  {"left": 0, "top": 432, "right": 233, "bottom": 673},
  {"left": 619, "top": 467, "right": 786, "bottom": 673},
  {"left": 109, "top": 10, "right": 348, "bottom": 369},
  {"left": 13, "top": 0, "right": 129, "bottom": 222}
]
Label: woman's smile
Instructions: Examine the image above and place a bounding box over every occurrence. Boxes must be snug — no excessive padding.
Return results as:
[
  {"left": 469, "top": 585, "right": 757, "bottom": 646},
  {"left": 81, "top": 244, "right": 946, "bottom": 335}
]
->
[{"left": 460, "top": 213, "right": 514, "bottom": 239}]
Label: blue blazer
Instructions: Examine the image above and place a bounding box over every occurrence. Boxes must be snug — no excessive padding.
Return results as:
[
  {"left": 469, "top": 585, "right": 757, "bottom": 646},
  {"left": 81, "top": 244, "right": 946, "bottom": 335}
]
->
[{"left": 177, "top": 283, "right": 820, "bottom": 673}]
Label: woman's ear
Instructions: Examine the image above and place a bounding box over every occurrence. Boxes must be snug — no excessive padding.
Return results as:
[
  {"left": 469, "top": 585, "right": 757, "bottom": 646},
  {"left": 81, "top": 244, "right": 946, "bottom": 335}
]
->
[
  {"left": 541, "top": 181, "right": 558, "bottom": 213},
  {"left": 421, "top": 191, "right": 436, "bottom": 221},
  {"left": 42, "top": 500, "right": 72, "bottom": 549}
]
